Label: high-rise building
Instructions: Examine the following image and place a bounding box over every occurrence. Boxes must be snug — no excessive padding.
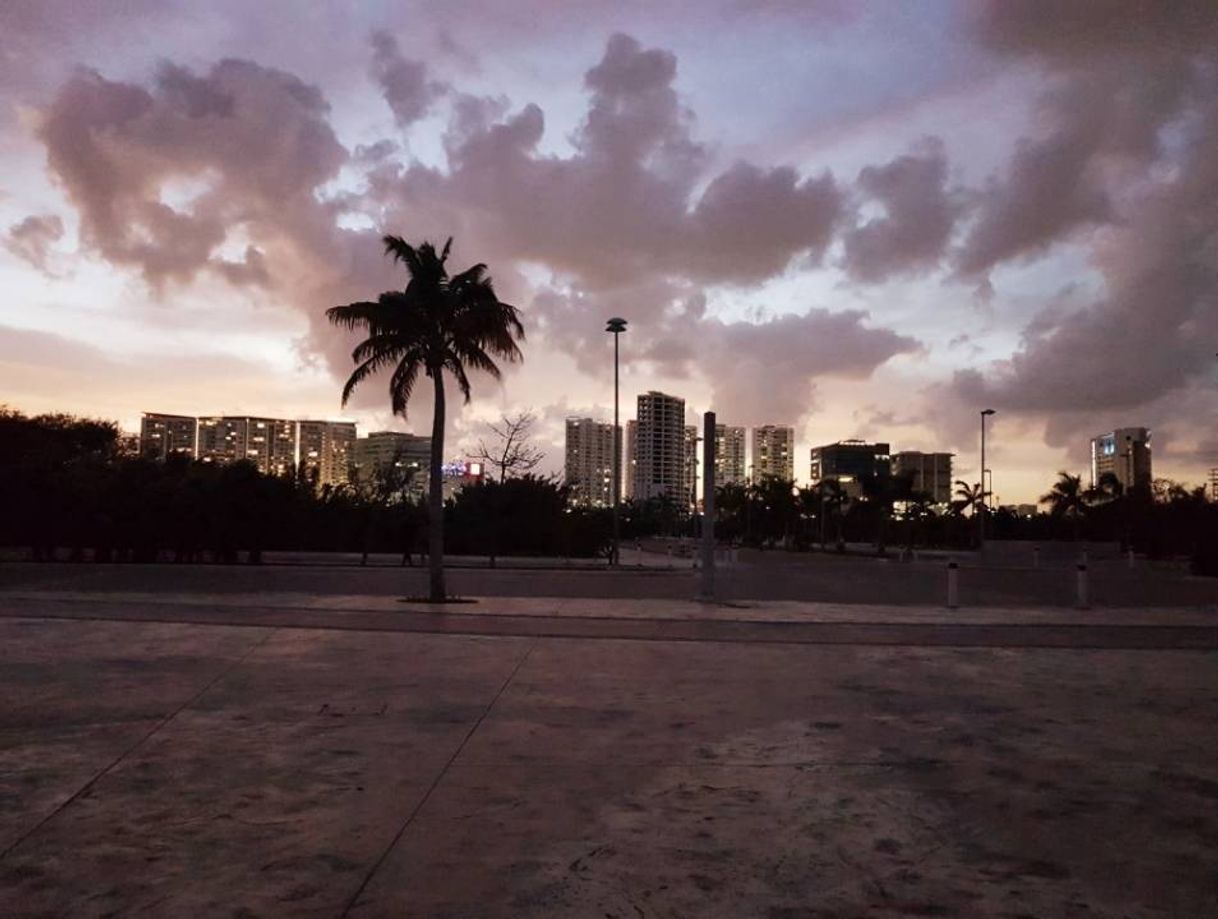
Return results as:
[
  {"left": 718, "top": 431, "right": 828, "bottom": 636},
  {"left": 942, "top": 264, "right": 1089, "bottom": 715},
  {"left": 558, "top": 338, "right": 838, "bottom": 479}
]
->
[
  {"left": 299, "top": 421, "right": 356, "bottom": 488},
  {"left": 139, "top": 413, "right": 196, "bottom": 460},
  {"left": 564, "top": 417, "right": 617, "bottom": 508},
  {"left": 809, "top": 440, "right": 891, "bottom": 497},
  {"left": 683, "top": 424, "right": 699, "bottom": 511},
  {"left": 625, "top": 420, "right": 638, "bottom": 501},
  {"left": 198, "top": 416, "right": 246, "bottom": 466},
  {"left": 1210, "top": 467, "right": 1218, "bottom": 502},
  {"left": 714, "top": 424, "right": 747, "bottom": 486},
  {"left": 891, "top": 451, "right": 954, "bottom": 505},
  {"left": 752, "top": 425, "right": 795, "bottom": 481},
  {"left": 198, "top": 416, "right": 296, "bottom": 476},
  {"left": 1090, "top": 427, "right": 1151, "bottom": 491},
  {"left": 631, "top": 391, "right": 686, "bottom": 502}
]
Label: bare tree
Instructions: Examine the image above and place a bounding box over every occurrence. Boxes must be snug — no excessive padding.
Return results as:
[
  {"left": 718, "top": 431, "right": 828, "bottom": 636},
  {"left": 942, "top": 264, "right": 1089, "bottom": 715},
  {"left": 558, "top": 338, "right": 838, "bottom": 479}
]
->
[{"left": 471, "top": 410, "right": 546, "bottom": 483}]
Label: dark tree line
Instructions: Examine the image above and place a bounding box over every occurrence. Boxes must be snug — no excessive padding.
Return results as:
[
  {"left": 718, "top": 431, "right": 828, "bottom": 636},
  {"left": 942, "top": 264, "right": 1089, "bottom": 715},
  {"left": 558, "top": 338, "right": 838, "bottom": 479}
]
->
[{"left": 0, "top": 408, "right": 610, "bottom": 563}]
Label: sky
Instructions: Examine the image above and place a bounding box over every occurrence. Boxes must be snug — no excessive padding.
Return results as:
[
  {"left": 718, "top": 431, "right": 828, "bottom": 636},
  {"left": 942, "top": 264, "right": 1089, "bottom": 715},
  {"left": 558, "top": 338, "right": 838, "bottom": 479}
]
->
[{"left": 1, "top": 0, "right": 1216, "bottom": 504}]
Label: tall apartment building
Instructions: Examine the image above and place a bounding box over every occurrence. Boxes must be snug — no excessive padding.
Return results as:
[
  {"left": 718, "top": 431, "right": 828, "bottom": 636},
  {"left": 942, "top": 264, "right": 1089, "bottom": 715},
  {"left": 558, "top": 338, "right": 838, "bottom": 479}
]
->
[
  {"left": 714, "top": 424, "right": 747, "bottom": 486},
  {"left": 198, "top": 416, "right": 296, "bottom": 476},
  {"left": 625, "top": 420, "right": 638, "bottom": 501},
  {"left": 631, "top": 391, "right": 686, "bottom": 502},
  {"left": 139, "top": 413, "right": 196, "bottom": 460},
  {"left": 891, "top": 451, "right": 954, "bottom": 505},
  {"left": 752, "top": 425, "right": 795, "bottom": 481},
  {"left": 1090, "top": 427, "right": 1152, "bottom": 491},
  {"left": 299, "top": 421, "right": 356, "bottom": 488},
  {"left": 809, "top": 440, "right": 891, "bottom": 497},
  {"left": 683, "top": 425, "right": 699, "bottom": 511},
  {"left": 564, "top": 417, "right": 617, "bottom": 508},
  {"left": 1210, "top": 467, "right": 1218, "bottom": 502}
]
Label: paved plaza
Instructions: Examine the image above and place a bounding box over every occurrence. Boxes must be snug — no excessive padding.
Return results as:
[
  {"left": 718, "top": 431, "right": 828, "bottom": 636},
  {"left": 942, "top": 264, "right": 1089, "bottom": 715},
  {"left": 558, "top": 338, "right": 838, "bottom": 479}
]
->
[{"left": 1, "top": 561, "right": 1217, "bottom": 916}]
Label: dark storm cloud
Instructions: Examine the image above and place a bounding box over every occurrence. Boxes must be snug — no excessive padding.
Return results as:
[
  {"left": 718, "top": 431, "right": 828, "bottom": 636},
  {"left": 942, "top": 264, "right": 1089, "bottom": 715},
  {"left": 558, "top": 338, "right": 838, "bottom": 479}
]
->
[
  {"left": 841, "top": 137, "right": 960, "bottom": 282},
  {"left": 368, "top": 30, "right": 447, "bottom": 128},
  {"left": 952, "top": 0, "right": 1218, "bottom": 420}
]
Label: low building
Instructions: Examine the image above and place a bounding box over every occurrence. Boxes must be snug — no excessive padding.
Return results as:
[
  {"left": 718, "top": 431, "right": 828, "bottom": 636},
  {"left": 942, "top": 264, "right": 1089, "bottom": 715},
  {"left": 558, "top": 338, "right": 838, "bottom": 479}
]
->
[
  {"left": 809, "top": 440, "right": 891, "bottom": 497},
  {"left": 350, "top": 431, "right": 431, "bottom": 496},
  {"left": 891, "top": 451, "right": 953, "bottom": 505}
]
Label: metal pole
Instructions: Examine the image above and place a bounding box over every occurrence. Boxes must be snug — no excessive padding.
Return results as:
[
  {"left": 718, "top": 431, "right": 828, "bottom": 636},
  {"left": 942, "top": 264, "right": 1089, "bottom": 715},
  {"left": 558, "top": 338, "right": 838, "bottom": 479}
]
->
[
  {"left": 947, "top": 561, "right": 959, "bottom": 609},
  {"left": 979, "top": 412, "right": 986, "bottom": 547},
  {"left": 1076, "top": 562, "right": 1089, "bottom": 609},
  {"left": 700, "top": 411, "right": 716, "bottom": 600},
  {"left": 611, "top": 330, "right": 620, "bottom": 567}
]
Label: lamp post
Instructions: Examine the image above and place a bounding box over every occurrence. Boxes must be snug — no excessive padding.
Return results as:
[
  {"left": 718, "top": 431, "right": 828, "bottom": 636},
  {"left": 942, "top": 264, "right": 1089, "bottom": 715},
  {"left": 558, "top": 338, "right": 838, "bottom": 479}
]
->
[
  {"left": 606, "top": 317, "right": 628, "bottom": 566},
  {"left": 979, "top": 408, "right": 996, "bottom": 547}
]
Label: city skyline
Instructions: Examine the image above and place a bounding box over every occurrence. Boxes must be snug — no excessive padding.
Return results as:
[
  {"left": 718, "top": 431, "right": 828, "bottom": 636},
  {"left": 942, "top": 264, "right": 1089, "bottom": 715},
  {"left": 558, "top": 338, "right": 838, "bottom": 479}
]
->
[{"left": 2, "top": 4, "right": 1217, "bottom": 504}]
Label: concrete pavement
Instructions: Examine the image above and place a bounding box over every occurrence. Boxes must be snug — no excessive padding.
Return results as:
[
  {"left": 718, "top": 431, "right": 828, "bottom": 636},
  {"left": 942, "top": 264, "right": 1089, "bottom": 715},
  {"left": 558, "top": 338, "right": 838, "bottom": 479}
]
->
[{"left": 1, "top": 582, "right": 1217, "bottom": 916}]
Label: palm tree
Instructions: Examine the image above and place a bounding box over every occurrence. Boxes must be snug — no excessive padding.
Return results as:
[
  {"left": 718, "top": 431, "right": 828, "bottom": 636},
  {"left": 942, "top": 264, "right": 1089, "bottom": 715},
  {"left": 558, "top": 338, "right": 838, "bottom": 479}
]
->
[
  {"left": 951, "top": 480, "right": 985, "bottom": 517},
  {"left": 1040, "top": 471, "right": 1087, "bottom": 540},
  {"left": 328, "top": 236, "right": 524, "bottom": 601}
]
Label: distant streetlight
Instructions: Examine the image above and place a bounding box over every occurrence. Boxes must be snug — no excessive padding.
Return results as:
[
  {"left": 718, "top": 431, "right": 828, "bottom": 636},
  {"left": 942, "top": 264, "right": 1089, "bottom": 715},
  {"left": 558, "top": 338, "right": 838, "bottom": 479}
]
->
[
  {"left": 979, "top": 409, "right": 996, "bottom": 547},
  {"left": 606, "top": 317, "right": 628, "bottom": 566}
]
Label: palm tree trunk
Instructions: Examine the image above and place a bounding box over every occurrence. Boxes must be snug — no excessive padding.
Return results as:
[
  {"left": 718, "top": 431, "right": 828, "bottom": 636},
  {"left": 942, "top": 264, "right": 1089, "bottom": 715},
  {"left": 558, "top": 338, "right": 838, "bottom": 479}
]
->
[{"left": 428, "top": 371, "right": 447, "bottom": 601}]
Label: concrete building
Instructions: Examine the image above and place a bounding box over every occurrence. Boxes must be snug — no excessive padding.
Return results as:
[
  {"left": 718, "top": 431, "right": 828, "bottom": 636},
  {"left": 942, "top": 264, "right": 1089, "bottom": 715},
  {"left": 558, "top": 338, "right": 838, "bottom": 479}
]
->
[
  {"left": 625, "top": 420, "right": 638, "bottom": 502},
  {"left": 891, "top": 451, "right": 954, "bottom": 505},
  {"left": 139, "top": 413, "right": 196, "bottom": 461},
  {"left": 298, "top": 421, "right": 356, "bottom": 488},
  {"left": 350, "top": 431, "right": 431, "bottom": 485},
  {"left": 714, "top": 424, "right": 747, "bottom": 486},
  {"left": 564, "top": 417, "right": 617, "bottom": 508},
  {"left": 1210, "top": 467, "right": 1218, "bottom": 502},
  {"left": 631, "top": 391, "right": 686, "bottom": 503},
  {"left": 198, "top": 416, "right": 296, "bottom": 476},
  {"left": 809, "top": 440, "right": 891, "bottom": 497},
  {"left": 1090, "top": 427, "right": 1151, "bottom": 491},
  {"left": 752, "top": 425, "right": 795, "bottom": 481},
  {"left": 683, "top": 425, "right": 699, "bottom": 511}
]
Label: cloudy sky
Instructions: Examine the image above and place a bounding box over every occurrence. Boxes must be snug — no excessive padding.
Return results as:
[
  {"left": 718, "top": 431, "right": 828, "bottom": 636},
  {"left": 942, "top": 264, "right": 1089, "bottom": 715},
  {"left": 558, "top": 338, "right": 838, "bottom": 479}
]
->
[{"left": 2, "top": 1, "right": 1216, "bottom": 502}]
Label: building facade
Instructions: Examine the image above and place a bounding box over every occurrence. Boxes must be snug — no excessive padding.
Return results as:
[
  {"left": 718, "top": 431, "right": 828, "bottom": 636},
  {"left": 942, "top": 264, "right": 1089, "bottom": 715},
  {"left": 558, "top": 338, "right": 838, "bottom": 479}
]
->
[
  {"left": 714, "top": 424, "right": 747, "bottom": 486},
  {"left": 298, "top": 421, "right": 356, "bottom": 488},
  {"left": 625, "top": 420, "right": 638, "bottom": 501},
  {"left": 350, "top": 431, "right": 431, "bottom": 480},
  {"left": 1089, "top": 427, "right": 1151, "bottom": 491},
  {"left": 891, "top": 451, "right": 954, "bottom": 505},
  {"left": 809, "top": 440, "right": 891, "bottom": 496},
  {"left": 631, "top": 391, "right": 686, "bottom": 502},
  {"left": 139, "top": 413, "right": 197, "bottom": 460},
  {"left": 752, "top": 425, "right": 795, "bottom": 481},
  {"left": 564, "top": 417, "right": 617, "bottom": 508},
  {"left": 683, "top": 425, "right": 699, "bottom": 511},
  {"left": 197, "top": 416, "right": 296, "bottom": 476}
]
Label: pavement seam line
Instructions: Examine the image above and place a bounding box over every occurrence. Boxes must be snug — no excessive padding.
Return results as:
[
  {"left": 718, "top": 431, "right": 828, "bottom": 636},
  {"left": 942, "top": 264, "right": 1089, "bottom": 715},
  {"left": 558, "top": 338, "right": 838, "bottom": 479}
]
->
[
  {"left": 339, "top": 639, "right": 538, "bottom": 918},
  {"left": 0, "top": 626, "right": 280, "bottom": 863}
]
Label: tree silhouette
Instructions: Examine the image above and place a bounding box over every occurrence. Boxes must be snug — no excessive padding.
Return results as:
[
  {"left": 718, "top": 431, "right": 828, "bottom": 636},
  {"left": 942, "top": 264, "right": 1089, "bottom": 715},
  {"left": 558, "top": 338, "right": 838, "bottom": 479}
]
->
[
  {"left": 327, "top": 236, "right": 523, "bottom": 600},
  {"left": 1040, "top": 471, "right": 1087, "bottom": 540},
  {"left": 470, "top": 410, "right": 545, "bottom": 483}
]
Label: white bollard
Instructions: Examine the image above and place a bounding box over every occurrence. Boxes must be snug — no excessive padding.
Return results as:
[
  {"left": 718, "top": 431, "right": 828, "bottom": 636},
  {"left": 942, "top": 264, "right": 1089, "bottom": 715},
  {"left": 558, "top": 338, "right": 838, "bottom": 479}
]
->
[
  {"left": 947, "top": 561, "right": 959, "bottom": 609},
  {"left": 1127, "top": 548, "right": 1135, "bottom": 569},
  {"left": 1076, "top": 563, "right": 1090, "bottom": 609},
  {"left": 1032, "top": 545, "right": 1040, "bottom": 569}
]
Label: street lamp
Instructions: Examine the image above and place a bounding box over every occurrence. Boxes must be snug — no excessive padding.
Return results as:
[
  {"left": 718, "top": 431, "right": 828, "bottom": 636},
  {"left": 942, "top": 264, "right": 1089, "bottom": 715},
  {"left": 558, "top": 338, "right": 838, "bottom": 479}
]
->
[
  {"left": 979, "top": 409, "right": 996, "bottom": 547},
  {"left": 606, "top": 317, "right": 628, "bottom": 566}
]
